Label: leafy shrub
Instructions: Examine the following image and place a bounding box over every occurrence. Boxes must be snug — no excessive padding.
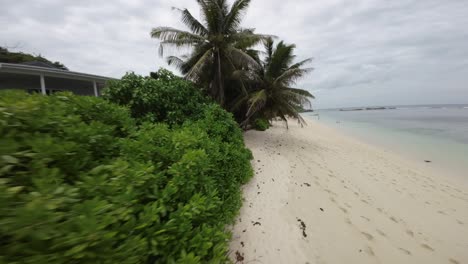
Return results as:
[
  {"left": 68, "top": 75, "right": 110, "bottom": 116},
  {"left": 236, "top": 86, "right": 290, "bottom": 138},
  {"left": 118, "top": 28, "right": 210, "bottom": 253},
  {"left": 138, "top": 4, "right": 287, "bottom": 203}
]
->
[
  {"left": 253, "top": 118, "right": 270, "bottom": 131},
  {"left": 0, "top": 90, "right": 252, "bottom": 263},
  {"left": 103, "top": 69, "right": 210, "bottom": 126}
]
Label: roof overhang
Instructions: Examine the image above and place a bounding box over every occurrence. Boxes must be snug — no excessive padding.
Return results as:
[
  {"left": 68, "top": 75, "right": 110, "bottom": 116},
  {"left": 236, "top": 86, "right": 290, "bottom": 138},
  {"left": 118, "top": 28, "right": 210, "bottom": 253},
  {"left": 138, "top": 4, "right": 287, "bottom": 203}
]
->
[{"left": 0, "top": 63, "right": 116, "bottom": 82}]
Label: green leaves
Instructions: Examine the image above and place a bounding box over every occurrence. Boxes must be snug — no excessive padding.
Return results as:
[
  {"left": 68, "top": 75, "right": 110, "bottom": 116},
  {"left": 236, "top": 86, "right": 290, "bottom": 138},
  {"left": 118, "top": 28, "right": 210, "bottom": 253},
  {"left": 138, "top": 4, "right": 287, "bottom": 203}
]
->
[
  {"left": 254, "top": 118, "right": 270, "bottom": 131},
  {"left": 233, "top": 39, "right": 314, "bottom": 127},
  {"left": 103, "top": 70, "right": 209, "bottom": 126},
  {"left": 151, "top": 0, "right": 267, "bottom": 106},
  {"left": 0, "top": 84, "right": 252, "bottom": 263}
]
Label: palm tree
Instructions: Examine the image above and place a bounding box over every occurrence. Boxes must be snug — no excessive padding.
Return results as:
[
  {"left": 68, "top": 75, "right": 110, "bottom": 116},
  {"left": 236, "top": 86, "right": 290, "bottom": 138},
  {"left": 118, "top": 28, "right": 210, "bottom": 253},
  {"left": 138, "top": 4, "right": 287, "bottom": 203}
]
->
[
  {"left": 233, "top": 38, "right": 315, "bottom": 128},
  {"left": 151, "top": 0, "right": 269, "bottom": 106}
]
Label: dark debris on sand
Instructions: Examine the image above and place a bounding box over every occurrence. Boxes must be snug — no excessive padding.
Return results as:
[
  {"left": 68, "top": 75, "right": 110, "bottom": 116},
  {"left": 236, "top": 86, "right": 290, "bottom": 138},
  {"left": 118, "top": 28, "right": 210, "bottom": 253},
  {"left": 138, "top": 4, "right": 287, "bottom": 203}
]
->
[
  {"left": 296, "top": 218, "right": 307, "bottom": 238},
  {"left": 252, "top": 221, "right": 261, "bottom": 226},
  {"left": 235, "top": 251, "right": 244, "bottom": 262}
]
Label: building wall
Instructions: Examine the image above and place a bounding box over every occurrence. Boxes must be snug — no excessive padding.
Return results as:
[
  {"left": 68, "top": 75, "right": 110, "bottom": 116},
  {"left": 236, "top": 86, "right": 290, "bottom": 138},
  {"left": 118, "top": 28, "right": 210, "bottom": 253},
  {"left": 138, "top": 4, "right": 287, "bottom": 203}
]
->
[
  {"left": 0, "top": 72, "right": 104, "bottom": 96},
  {"left": 0, "top": 72, "right": 39, "bottom": 91}
]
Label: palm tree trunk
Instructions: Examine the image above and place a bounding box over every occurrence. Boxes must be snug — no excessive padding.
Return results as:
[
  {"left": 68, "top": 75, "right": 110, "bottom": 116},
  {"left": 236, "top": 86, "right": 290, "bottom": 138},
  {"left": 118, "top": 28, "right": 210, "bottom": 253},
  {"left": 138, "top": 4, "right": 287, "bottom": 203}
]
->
[{"left": 216, "top": 50, "right": 224, "bottom": 106}]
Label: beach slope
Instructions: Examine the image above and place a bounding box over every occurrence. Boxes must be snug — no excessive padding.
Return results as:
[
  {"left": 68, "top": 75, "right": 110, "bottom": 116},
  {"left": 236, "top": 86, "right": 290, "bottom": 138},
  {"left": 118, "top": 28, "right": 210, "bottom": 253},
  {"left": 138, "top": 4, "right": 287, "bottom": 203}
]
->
[{"left": 229, "top": 119, "right": 468, "bottom": 264}]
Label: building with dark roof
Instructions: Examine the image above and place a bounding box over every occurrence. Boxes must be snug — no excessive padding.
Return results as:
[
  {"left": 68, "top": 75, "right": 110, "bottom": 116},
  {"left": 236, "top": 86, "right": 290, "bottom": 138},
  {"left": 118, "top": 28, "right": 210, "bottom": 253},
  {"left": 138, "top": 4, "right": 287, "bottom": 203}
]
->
[{"left": 0, "top": 63, "right": 115, "bottom": 96}]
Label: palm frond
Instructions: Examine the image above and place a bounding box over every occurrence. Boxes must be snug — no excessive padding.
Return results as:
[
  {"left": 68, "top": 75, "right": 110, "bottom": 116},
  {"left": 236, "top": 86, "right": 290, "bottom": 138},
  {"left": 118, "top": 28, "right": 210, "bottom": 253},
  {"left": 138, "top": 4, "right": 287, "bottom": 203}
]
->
[
  {"left": 274, "top": 67, "right": 313, "bottom": 86},
  {"left": 232, "top": 69, "right": 261, "bottom": 83},
  {"left": 263, "top": 38, "right": 274, "bottom": 66},
  {"left": 185, "top": 48, "right": 213, "bottom": 81},
  {"left": 284, "top": 87, "right": 315, "bottom": 98},
  {"left": 228, "top": 47, "right": 260, "bottom": 70},
  {"left": 229, "top": 93, "right": 249, "bottom": 112},
  {"left": 166, "top": 56, "right": 186, "bottom": 69},
  {"left": 266, "top": 41, "right": 296, "bottom": 78},
  {"left": 151, "top": 27, "right": 205, "bottom": 42},
  {"left": 246, "top": 89, "right": 267, "bottom": 117},
  {"left": 276, "top": 100, "right": 308, "bottom": 127},
  {"left": 172, "top": 7, "right": 208, "bottom": 36},
  {"left": 230, "top": 29, "right": 274, "bottom": 50},
  {"left": 224, "top": 0, "right": 251, "bottom": 33},
  {"left": 290, "top": 58, "right": 313, "bottom": 69},
  {"left": 280, "top": 90, "right": 312, "bottom": 110},
  {"left": 151, "top": 27, "right": 206, "bottom": 56}
]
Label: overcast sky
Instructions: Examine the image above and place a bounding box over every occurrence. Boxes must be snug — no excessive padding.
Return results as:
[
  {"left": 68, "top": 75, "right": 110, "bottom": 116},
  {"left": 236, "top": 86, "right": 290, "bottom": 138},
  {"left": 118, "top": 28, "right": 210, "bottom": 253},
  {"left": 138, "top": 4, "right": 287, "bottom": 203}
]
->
[{"left": 2, "top": 0, "right": 468, "bottom": 108}]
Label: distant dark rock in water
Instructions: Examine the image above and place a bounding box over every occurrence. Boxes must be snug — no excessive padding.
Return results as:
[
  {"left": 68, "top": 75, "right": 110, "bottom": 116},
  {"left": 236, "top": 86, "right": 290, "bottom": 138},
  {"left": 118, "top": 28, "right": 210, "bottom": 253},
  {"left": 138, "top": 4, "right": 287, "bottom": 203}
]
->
[
  {"left": 365, "top": 107, "right": 386, "bottom": 110},
  {"left": 425, "top": 160, "right": 432, "bottom": 163},
  {"left": 301, "top": 109, "right": 314, "bottom": 113},
  {"left": 339, "top": 106, "right": 396, "bottom": 112},
  {"left": 340, "top": 108, "right": 364, "bottom": 111}
]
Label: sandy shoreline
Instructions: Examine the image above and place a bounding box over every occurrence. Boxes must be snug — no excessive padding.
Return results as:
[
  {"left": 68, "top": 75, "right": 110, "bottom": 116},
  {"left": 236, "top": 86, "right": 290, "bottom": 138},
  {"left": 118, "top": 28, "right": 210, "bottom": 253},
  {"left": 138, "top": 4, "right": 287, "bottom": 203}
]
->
[{"left": 229, "top": 118, "right": 468, "bottom": 264}]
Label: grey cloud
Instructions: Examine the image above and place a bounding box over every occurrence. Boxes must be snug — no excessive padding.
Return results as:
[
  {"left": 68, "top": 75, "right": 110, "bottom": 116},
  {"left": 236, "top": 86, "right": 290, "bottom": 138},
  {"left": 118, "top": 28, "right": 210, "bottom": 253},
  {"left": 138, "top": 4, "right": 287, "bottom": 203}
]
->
[{"left": 1, "top": 0, "right": 467, "bottom": 108}]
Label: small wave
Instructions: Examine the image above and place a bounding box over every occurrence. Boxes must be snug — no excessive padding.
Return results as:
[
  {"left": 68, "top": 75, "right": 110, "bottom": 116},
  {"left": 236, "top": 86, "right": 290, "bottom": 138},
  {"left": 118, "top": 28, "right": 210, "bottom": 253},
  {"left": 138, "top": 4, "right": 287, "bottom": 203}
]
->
[{"left": 464, "top": 107, "right": 468, "bottom": 109}]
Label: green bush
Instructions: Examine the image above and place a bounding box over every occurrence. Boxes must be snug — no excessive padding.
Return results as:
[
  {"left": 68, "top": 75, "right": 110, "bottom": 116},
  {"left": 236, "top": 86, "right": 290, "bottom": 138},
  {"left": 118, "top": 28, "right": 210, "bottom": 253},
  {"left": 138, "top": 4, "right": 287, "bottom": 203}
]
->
[
  {"left": 103, "top": 69, "right": 210, "bottom": 126},
  {"left": 0, "top": 90, "right": 252, "bottom": 263},
  {"left": 253, "top": 118, "right": 270, "bottom": 131}
]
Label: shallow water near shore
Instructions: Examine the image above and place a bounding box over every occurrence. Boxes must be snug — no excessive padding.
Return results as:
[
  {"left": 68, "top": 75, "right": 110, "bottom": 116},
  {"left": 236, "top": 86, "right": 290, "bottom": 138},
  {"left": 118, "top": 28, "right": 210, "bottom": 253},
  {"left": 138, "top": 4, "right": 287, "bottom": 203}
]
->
[{"left": 307, "top": 105, "right": 468, "bottom": 181}]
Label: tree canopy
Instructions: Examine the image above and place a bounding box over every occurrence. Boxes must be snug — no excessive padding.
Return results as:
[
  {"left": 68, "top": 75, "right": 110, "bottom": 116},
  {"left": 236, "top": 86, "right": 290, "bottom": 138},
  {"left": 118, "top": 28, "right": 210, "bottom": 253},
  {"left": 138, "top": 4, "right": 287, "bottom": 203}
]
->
[
  {"left": 233, "top": 38, "right": 315, "bottom": 127},
  {"left": 151, "top": 0, "right": 270, "bottom": 107},
  {"left": 152, "top": 0, "right": 314, "bottom": 128},
  {"left": 0, "top": 46, "right": 68, "bottom": 70}
]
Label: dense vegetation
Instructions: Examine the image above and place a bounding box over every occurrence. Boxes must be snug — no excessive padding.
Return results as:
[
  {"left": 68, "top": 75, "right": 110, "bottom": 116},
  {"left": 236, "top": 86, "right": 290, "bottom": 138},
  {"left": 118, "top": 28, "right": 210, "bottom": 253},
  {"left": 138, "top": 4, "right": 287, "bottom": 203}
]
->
[
  {"left": 152, "top": 0, "right": 314, "bottom": 128},
  {"left": 0, "top": 46, "right": 68, "bottom": 70},
  {"left": 0, "top": 1, "right": 316, "bottom": 262},
  {"left": 103, "top": 69, "right": 209, "bottom": 126},
  {"left": 0, "top": 70, "right": 253, "bottom": 263},
  {"left": 233, "top": 38, "right": 315, "bottom": 127}
]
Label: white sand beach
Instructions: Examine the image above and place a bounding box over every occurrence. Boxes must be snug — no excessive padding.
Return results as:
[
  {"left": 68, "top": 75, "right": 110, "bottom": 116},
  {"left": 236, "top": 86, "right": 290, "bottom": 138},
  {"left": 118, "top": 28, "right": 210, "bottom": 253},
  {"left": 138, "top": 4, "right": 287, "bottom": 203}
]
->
[{"left": 229, "top": 118, "right": 468, "bottom": 264}]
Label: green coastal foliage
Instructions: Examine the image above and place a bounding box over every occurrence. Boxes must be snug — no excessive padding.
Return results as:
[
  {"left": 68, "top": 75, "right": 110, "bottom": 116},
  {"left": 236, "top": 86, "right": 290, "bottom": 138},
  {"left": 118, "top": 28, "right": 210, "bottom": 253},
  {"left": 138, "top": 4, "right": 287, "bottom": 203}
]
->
[
  {"left": 233, "top": 38, "right": 315, "bottom": 127},
  {"left": 253, "top": 118, "right": 270, "bottom": 131},
  {"left": 151, "top": 0, "right": 315, "bottom": 127},
  {"left": 103, "top": 69, "right": 209, "bottom": 126},
  {"left": 0, "top": 46, "right": 68, "bottom": 70},
  {"left": 0, "top": 86, "right": 253, "bottom": 262}
]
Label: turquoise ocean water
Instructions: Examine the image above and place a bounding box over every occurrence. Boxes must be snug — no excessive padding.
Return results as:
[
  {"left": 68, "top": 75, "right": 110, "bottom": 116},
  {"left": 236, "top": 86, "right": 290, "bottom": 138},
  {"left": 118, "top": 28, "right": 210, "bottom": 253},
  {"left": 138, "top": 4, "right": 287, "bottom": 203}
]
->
[{"left": 304, "top": 105, "right": 468, "bottom": 180}]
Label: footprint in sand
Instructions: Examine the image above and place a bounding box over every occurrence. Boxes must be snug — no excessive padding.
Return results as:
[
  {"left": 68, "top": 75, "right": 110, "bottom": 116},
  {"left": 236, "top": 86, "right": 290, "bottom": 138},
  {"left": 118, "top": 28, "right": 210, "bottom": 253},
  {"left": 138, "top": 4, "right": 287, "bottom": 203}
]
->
[
  {"left": 361, "top": 232, "right": 374, "bottom": 241},
  {"left": 420, "top": 244, "right": 434, "bottom": 251},
  {"left": 406, "top": 230, "right": 414, "bottom": 237},
  {"left": 398, "top": 248, "right": 412, "bottom": 255},
  {"left": 360, "top": 216, "right": 371, "bottom": 222},
  {"left": 456, "top": 220, "right": 464, "bottom": 225},
  {"left": 389, "top": 216, "right": 399, "bottom": 223},
  {"left": 339, "top": 207, "right": 348, "bottom": 213},
  {"left": 449, "top": 258, "right": 460, "bottom": 264},
  {"left": 376, "top": 229, "right": 386, "bottom": 237},
  {"left": 364, "top": 246, "right": 375, "bottom": 256}
]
